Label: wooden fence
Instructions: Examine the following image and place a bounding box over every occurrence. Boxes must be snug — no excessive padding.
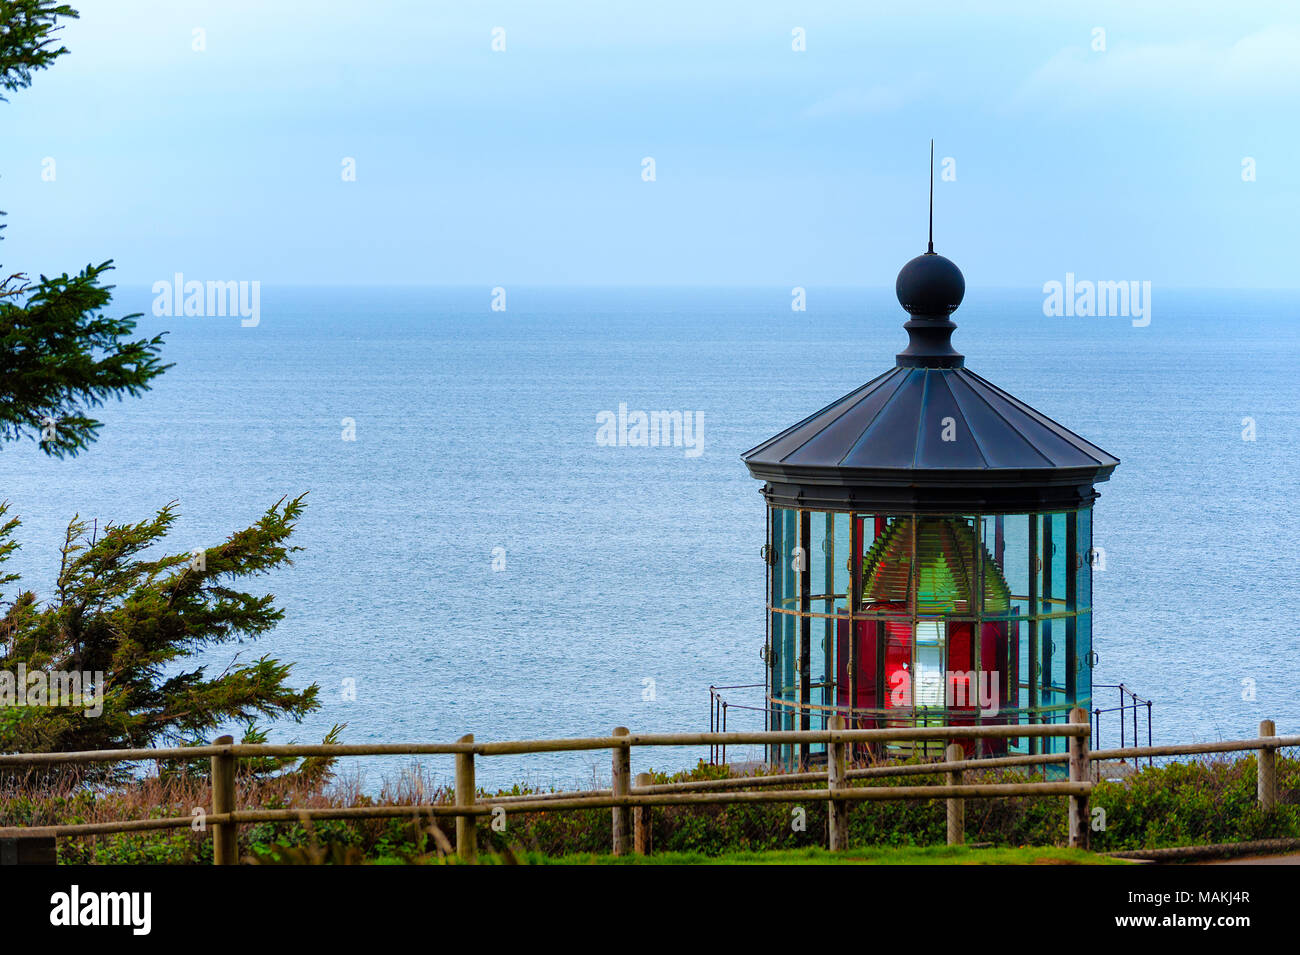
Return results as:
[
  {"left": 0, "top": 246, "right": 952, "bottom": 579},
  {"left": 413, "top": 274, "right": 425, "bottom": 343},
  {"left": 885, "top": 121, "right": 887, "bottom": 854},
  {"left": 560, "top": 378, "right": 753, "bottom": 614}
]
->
[{"left": 0, "top": 712, "right": 1294, "bottom": 864}]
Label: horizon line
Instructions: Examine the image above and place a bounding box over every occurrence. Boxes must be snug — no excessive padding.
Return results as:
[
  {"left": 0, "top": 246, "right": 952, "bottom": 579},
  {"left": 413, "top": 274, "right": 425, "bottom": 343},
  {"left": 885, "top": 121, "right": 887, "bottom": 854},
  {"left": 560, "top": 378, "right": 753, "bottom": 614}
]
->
[{"left": 104, "top": 282, "right": 1300, "bottom": 292}]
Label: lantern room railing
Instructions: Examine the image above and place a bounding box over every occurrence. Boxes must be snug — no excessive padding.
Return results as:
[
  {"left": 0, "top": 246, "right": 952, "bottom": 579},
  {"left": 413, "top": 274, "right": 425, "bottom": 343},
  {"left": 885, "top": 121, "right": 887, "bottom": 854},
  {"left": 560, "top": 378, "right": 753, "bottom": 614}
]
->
[
  {"left": 710, "top": 680, "right": 1147, "bottom": 769},
  {"left": 708, "top": 683, "right": 765, "bottom": 765},
  {"left": 1092, "top": 683, "right": 1154, "bottom": 767}
]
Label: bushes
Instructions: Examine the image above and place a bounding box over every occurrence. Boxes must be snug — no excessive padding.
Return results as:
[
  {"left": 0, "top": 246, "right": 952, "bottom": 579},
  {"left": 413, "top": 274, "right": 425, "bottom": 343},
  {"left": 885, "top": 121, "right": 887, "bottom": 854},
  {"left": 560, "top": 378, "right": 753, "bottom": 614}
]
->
[
  {"left": 4, "top": 754, "right": 1298, "bottom": 862},
  {"left": 58, "top": 831, "right": 205, "bottom": 866},
  {"left": 1088, "top": 755, "right": 1300, "bottom": 850},
  {"left": 480, "top": 755, "right": 1300, "bottom": 857}
]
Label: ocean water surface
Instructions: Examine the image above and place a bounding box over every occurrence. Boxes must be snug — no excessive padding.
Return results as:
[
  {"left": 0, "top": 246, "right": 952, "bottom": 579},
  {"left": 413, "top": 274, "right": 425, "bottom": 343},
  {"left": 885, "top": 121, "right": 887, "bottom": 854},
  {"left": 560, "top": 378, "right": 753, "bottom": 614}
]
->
[{"left": 1, "top": 286, "right": 1296, "bottom": 789}]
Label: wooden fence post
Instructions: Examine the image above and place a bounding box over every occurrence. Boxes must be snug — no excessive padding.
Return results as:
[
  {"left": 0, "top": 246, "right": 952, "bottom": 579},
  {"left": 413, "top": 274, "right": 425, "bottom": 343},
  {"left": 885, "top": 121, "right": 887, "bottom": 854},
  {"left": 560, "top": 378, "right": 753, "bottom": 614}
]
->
[
  {"left": 611, "top": 727, "right": 631, "bottom": 856},
  {"left": 0, "top": 835, "right": 56, "bottom": 866},
  {"left": 455, "top": 733, "right": 477, "bottom": 863},
  {"left": 827, "top": 715, "right": 848, "bottom": 851},
  {"left": 1068, "top": 707, "right": 1090, "bottom": 850},
  {"left": 945, "top": 742, "right": 964, "bottom": 846},
  {"left": 210, "top": 734, "right": 237, "bottom": 866},
  {"left": 633, "top": 772, "right": 653, "bottom": 855},
  {"left": 1258, "top": 719, "right": 1276, "bottom": 812}
]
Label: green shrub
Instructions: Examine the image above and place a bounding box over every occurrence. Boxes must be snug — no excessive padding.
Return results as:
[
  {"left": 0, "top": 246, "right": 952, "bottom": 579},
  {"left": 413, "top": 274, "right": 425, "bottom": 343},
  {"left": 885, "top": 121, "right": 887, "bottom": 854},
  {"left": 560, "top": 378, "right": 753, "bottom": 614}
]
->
[{"left": 6, "top": 754, "right": 1297, "bottom": 863}]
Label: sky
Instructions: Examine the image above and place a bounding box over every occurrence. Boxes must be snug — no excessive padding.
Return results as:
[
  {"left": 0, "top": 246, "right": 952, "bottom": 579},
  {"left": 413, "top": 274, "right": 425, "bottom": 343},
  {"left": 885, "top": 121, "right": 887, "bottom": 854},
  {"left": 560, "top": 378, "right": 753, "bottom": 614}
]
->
[{"left": 2, "top": 0, "right": 1299, "bottom": 287}]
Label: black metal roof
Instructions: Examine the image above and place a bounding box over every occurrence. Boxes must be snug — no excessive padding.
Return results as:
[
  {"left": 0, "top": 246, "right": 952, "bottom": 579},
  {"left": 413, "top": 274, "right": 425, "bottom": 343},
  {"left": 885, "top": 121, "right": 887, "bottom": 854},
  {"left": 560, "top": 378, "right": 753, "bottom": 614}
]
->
[{"left": 742, "top": 250, "right": 1119, "bottom": 512}]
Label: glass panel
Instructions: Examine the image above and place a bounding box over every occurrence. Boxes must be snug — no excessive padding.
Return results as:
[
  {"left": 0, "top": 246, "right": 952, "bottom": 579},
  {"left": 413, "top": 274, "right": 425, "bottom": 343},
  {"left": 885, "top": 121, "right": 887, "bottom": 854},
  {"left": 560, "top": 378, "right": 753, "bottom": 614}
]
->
[
  {"left": 1040, "top": 615, "right": 1067, "bottom": 709},
  {"left": 1016, "top": 617, "right": 1031, "bottom": 713},
  {"left": 1075, "top": 610, "right": 1093, "bottom": 707},
  {"left": 1049, "top": 512, "right": 1068, "bottom": 603},
  {"left": 767, "top": 608, "right": 779, "bottom": 697},
  {"left": 861, "top": 515, "right": 1007, "bottom": 615},
  {"left": 781, "top": 509, "right": 799, "bottom": 611},
  {"left": 836, "top": 618, "right": 882, "bottom": 721},
  {"left": 810, "top": 510, "right": 833, "bottom": 605},
  {"left": 947, "top": 618, "right": 975, "bottom": 692},
  {"left": 1076, "top": 508, "right": 1092, "bottom": 612},
  {"left": 779, "top": 611, "right": 797, "bottom": 703},
  {"left": 886, "top": 619, "right": 912, "bottom": 713},
  {"left": 832, "top": 512, "right": 853, "bottom": 612},
  {"left": 770, "top": 507, "right": 795, "bottom": 609},
  {"left": 820, "top": 616, "right": 835, "bottom": 709},
  {"left": 807, "top": 602, "right": 830, "bottom": 686},
  {"left": 1034, "top": 513, "right": 1051, "bottom": 612},
  {"left": 988, "top": 514, "right": 1030, "bottom": 611},
  {"left": 1034, "top": 511, "right": 1069, "bottom": 611},
  {"left": 913, "top": 620, "right": 945, "bottom": 707},
  {"left": 983, "top": 617, "right": 1014, "bottom": 720}
]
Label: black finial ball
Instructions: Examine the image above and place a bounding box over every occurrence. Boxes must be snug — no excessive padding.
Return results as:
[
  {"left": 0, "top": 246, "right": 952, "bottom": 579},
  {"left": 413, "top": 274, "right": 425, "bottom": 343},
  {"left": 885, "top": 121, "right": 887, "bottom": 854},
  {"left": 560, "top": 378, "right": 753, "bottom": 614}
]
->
[{"left": 896, "top": 253, "right": 965, "bottom": 316}]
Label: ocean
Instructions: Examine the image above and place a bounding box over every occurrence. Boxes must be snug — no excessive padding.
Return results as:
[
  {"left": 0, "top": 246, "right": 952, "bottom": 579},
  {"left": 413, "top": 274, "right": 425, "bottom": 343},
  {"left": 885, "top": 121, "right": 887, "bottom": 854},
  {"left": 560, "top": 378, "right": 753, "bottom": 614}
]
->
[{"left": 1, "top": 285, "right": 1296, "bottom": 790}]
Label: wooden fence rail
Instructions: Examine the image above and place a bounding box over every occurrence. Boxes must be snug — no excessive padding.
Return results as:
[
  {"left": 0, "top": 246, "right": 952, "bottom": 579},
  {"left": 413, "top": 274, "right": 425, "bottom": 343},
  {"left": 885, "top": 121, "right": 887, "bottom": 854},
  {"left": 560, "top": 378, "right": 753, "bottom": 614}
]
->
[{"left": 1, "top": 712, "right": 1294, "bottom": 864}]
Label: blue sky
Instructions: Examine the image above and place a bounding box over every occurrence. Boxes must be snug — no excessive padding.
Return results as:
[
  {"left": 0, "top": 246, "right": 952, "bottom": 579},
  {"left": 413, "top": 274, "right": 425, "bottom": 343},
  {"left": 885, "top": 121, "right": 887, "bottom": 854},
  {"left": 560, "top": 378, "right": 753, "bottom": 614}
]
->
[{"left": 3, "top": 0, "right": 1298, "bottom": 287}]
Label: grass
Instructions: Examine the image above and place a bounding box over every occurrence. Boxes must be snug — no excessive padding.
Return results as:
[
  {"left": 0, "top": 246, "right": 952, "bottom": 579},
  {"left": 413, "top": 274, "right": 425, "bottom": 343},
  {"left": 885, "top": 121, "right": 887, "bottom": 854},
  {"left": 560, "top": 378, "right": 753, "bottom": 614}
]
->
[{"left": 516, "top": 845, "right": 1130, "bottom": 865}]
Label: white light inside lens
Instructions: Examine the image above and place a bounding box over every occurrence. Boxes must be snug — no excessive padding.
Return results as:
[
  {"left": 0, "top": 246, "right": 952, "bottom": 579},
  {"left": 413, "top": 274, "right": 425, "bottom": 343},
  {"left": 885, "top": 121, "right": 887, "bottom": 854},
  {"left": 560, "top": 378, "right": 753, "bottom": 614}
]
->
[{"left": 914, "top": 621, "right": 945, "bottom": 706}]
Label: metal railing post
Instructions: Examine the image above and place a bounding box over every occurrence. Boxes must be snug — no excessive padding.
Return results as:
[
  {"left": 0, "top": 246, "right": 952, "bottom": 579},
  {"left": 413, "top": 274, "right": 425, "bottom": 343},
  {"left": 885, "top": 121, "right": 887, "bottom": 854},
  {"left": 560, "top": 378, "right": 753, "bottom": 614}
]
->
[
  {"left": 721, "top": 703, "right": 727, "bottom": 765},
  {"left": 1118, "top": 685, "right": 1126, "bottom": 758},
  {"left": 1147, "top": 701, "right": 1153, "bottom": 766},
  {"left": 1132, "top": 694, "right": 1139, "bottom": 759},
  {"left": 708, "top": 687, "right": 716, "bottom": 763}
]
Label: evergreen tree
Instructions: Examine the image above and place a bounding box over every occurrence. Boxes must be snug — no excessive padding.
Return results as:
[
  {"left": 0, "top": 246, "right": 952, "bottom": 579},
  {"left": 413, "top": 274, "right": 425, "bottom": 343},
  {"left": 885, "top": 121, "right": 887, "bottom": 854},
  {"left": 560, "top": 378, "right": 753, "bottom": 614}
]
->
[
  {"left": 0, "top": 3, "right": 328, "bottom": 777},
  {"left": 2, "top": 0, "right": 169, "bottom": 456},
  {"left": 0, "top": 496, "right": 328, "bottom": 777}
]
